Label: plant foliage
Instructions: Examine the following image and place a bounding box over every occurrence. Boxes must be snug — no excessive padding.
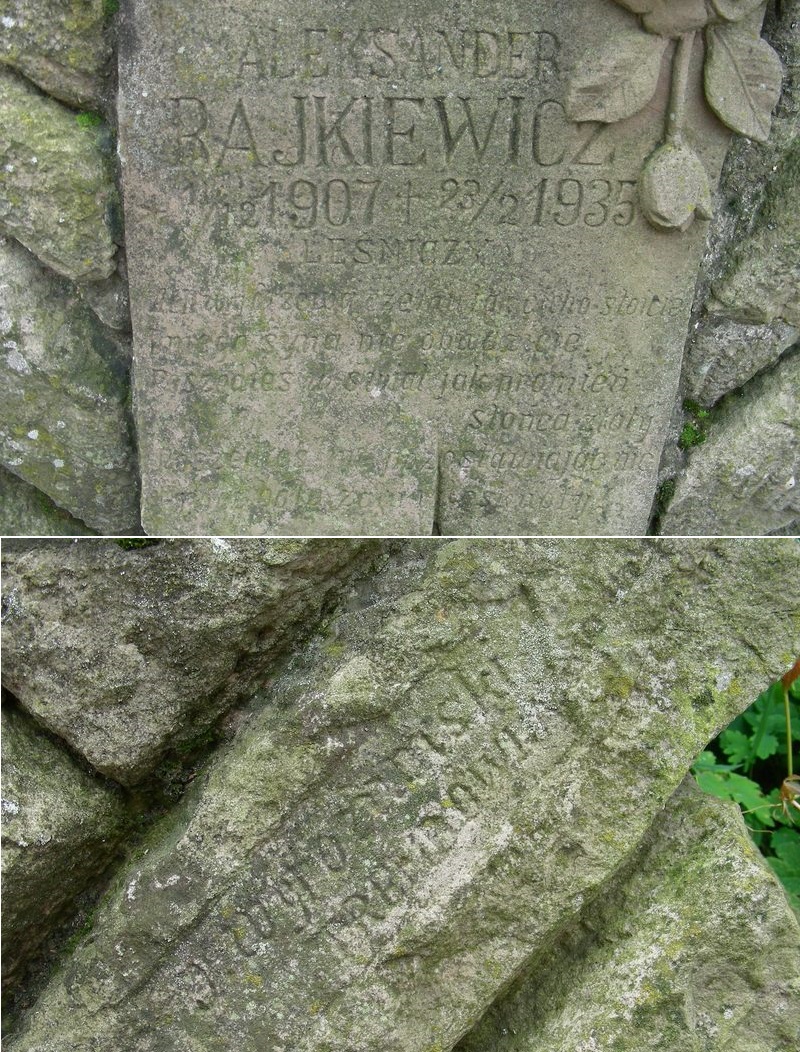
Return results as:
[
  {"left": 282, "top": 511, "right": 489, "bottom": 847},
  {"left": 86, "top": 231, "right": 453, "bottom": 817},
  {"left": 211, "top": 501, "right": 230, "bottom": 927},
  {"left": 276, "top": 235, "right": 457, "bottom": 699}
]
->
[{"left": 693, "top": 677, "right": 800, "bottom": 913}]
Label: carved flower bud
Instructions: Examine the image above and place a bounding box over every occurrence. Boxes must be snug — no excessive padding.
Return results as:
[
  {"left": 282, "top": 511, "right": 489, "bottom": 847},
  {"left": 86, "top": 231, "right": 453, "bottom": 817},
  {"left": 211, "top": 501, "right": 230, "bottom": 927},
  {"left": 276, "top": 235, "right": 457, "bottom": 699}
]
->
[
  {"left": 639, "top": 142, "right": 713, "bottom": 231},
  {"left": 710, "top": 0, "right": 765, "bottom": 22}
]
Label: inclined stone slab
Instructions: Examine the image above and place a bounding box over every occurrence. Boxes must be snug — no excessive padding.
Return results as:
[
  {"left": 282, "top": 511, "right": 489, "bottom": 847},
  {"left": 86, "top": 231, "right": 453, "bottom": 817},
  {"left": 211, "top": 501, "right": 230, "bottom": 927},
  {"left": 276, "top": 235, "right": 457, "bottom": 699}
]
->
[
  {"left": 662, "top": 352, "right": 800, "bottom": 535},
  {"left": 1, "top": 706, "right": 128, "bottom": 991},
  {"left": 118, "top": 0, "right": 734, "bottom": 535},
  {"left": 0, "top": 467, "right": 96, "bottom": 536},
  {"left": 0, "top": 538, "right": 372, "bottom": 785},
  {"left": 0, "top": 0, "right": 112, "bottom": 109},
  {"left": 0, "top": 235, "right": 140, "bottom": 534},
  {"left": 9, "top": 539, "right": 800, "bottom": 1052},
  {"left": 0, "top": 69, "right": 117, "bottom": 283},
  {"left": 456, "top": 777, "right": 800, "bottom": 1052}
]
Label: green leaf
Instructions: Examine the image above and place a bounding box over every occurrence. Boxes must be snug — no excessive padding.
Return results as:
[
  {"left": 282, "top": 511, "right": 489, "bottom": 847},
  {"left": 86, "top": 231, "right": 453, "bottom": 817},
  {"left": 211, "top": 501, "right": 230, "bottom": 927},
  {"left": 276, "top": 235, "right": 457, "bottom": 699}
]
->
[
  {"left": 767, "top": 857, "right": 800, "bottom": 896},
  {"left": 719, "top": 728, "right": 752, "bottom": 766},
  {"left": 566, "top": 29, "right": 667, "bottom": 123},
  {"left": 704, "top": 21, "right": 783, "bottom": 142},
  {"left": 694, "top": 770, "right": 774, "bottom": 822},
  {"left": 753, "top": 731, "right": 780, "bottom": 760},
  {"left": 692, "top": 750, "right": 736, "bottom": 773},
  {"left": 771, "top": 827, "right": 800, "bottom": 870}
]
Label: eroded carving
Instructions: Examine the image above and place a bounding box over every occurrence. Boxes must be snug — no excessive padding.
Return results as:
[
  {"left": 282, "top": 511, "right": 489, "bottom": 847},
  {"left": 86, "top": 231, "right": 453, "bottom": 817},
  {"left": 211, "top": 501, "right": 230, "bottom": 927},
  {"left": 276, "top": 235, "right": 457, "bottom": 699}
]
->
[{"left": 568, "top": 0, "right": 782, "bottom": 230}]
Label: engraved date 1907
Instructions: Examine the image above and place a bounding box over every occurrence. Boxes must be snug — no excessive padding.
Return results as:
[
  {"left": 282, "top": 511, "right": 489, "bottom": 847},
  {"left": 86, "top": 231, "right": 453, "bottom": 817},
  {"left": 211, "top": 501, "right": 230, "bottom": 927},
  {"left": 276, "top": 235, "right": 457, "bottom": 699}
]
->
[{"left": 208, "top": 175, "right": 638, "bottom": 232}]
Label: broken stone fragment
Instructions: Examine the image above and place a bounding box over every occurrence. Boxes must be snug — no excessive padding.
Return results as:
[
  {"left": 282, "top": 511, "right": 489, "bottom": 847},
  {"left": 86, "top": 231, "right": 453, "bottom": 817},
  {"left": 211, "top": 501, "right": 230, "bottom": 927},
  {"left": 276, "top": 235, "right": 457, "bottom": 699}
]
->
[
  {"left": 0, "top": 235, "right": 140, "bottom": 533},
  {"left": 683, "top": 314, "right": 797, "bottom": 407},
  {"left": 0, "top": 0, "right": 112, "bottom": 109},
  {"left": 0, "top": 466, "right": 96, "bottom": 536},
  {"left": 7, "top": 539, "right": 798, "bottom": 1052},
  {"left": 661, "top": 353, "right": 800, "bottom": 534},
  {"left": 0, "top": 538, "right": 375, "bottom": 785},
  {"left": 1, "top": 705, "right": 128, "bottom": 992},
  {"left": 0, "top": 69, "right": 117, "bottom": 282},
  {"left": 456, "top": 777, "right": 800, "bottom": 1052}
]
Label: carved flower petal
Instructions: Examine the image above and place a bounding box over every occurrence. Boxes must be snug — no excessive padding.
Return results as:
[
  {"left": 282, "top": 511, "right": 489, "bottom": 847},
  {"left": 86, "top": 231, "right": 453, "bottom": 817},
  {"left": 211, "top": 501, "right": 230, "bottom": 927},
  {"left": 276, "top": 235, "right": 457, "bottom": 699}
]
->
[
  {"left": 643, "top": 0, "right": 710, "bottom": 36},
  {"left": 640, "top": 142, "right": 713, "bottom": 231},
  {"left": 710, "top": 0, "right": 765, "bottom": 22},
  {"left": 614, "top": 0, "right": 655, "bottom": 13}
]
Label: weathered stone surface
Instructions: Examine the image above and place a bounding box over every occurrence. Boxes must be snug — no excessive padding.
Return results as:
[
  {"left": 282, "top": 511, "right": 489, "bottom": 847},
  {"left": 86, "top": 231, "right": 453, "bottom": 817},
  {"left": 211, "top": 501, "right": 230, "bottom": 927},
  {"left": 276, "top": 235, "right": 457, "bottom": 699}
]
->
[
  {"left": 78, "top": 270, "right": 132, "bottom": 334},
  {"left": 712, "top": 135, "right": 800, "bottom": 328},
  {"left": 0, "top": 538, "right": 374, "bottom": 785},
  {"left": 1, "top": 705, "right": 127, "bottom": 990},
  {"left": 661, "top": 353, "right": 800, "bottom": 535},
  {"left": 0, "top": 235, "right": 140, "bottom": 534},
  {"left": 0, "top": 69, "right": 117, "bottom": 282},
  {"left": 456, "top": 777, "right": 800, "bottom": 1052},
  {"left": 117, "top": 0, "right": 736, "bottom": 535},
  {"left": 683, "top": 314, "right": 797, "bottom": 406},
  {"left": 0, "top": 0, "right": 112, "bottom": 109},
  {"left": 8, "top": 539, "right": 799, "bottom": 1052},
  {"left": 0, "top": 467, "right": 96, "bottom": 536}
]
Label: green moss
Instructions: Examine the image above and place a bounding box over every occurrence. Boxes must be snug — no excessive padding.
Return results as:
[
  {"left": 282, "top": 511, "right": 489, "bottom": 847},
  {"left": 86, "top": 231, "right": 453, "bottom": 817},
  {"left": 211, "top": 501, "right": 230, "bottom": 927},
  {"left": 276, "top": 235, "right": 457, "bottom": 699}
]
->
[
  {"left": 679, "top": 399, "right": 712, "bottom": 450},
  {"left": 602, "top": 672, "right": 635, "bottom": 699},
  {"left": 115, "top": 540, "right": 159, "bottom": 550},
  {"left": 103, "top": 0, "right": 120, "bottom": 16},
  {"left": 679, "top": 422, "right": 708, "bottom": 450},
  {"left": 75, "top": 112, "right": 103, "bottom": 129}
]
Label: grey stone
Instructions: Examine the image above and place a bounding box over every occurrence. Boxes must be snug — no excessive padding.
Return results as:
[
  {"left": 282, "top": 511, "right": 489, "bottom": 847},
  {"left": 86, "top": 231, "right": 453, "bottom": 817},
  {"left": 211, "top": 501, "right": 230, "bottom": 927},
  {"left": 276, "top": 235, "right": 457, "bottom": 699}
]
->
[
  {"left": 0, "top": 467, "right": 96, "bottom": 536},
  {"left": 117, "top": 0, "right": 737, "bottom": 535},
  {"left": 683, "top": 314, "right": 797, "bottom": 407},
  {"left": 7, "top": 538, "right": 799, "bottom": 1052},
  {"left": 456, "top": 777, "right": 800, "bottom": 1052},
  {"left": 0, "top": 0, "right": 112, "bottom": 109},
  {"left": 1, "top": 706, "right": 128, "bottom": 990},
  {"left": 661, "top": 353, "right": 800, "bottom": 535},
  {"left": 77, "top": 271, "right": 132, "bottom": 335},
  {"left": 0, "top": 538, "right": 374, "bottom": 785},
  {"left": 0, "top": 235, "right": 140, "bottom": 534},
  {"left": 712, "top": 135, "right": 800, "bottom": 328},
  {"left": 0, "top": 69, "right": 117, "bottom": 282}
]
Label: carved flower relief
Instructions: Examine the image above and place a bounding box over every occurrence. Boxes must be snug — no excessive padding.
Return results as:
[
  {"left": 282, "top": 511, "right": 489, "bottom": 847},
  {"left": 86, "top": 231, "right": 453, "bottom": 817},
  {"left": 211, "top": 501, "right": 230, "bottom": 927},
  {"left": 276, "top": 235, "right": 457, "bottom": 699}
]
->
[
  {"left": 615, "top": 0, "right": 767, "bottom": 35},
  {"left": 615, "top": 0, "right": 709, "bottom": 37},
  {"left": 639, "top": 143, "right": 712, "bottom": 231},
  {"left": 567, "top": 1, "right": 783, "bottom": 231}
]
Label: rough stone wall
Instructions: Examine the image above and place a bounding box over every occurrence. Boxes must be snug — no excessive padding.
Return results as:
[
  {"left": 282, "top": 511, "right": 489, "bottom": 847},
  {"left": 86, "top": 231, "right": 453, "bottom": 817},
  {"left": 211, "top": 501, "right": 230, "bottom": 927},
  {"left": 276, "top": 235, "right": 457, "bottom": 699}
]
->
[
  {"left": 2, "top": 539, "right": 799, "bottom": 1050},
  {"left": 0, "top": 3, "right": 797, "bottom": 536},
  {"left": 1, "top": 1, "right": 135, "bottom": 534},
  {"left": 654, "top": 0, "right": 800, "bottom": 535}
]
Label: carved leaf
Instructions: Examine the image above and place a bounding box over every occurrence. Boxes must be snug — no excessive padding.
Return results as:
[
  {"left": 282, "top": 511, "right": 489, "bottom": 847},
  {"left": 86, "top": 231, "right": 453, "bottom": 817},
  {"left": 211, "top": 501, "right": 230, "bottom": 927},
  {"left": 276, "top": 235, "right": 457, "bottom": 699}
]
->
[
  {"left": 704, "top": 21, "right": 783, "bottom": 141},
  {"left": 566, "top": 29, "right": 668, "bottom": 124},
  {"left": 710, "top": 0, "right": 766, "bottom": 22},
  {"left": 643, "top": 0, "right": 709, "bottom": 37}
]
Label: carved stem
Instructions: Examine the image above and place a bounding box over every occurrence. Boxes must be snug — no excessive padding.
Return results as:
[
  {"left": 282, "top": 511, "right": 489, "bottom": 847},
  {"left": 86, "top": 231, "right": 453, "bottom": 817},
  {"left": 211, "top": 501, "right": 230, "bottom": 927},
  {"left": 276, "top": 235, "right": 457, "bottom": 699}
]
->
[{"left": 665, "top": 31, "right": 696, "bottom": 144}]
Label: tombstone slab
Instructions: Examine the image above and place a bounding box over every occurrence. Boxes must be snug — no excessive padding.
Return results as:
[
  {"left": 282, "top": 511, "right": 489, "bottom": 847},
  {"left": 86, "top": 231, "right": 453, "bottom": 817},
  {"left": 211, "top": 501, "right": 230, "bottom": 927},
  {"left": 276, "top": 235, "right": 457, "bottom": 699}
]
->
[{"left": 119, "top": 0, "right": 744, "bottom": 534}]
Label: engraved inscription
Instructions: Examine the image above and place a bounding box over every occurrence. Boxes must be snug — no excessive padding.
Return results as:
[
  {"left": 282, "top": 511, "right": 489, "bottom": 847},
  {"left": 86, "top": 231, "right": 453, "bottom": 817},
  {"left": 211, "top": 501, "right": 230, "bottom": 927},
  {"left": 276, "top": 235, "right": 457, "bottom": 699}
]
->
[{"left": 121, "top": 0, "right": 734, "bottom": 533}]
